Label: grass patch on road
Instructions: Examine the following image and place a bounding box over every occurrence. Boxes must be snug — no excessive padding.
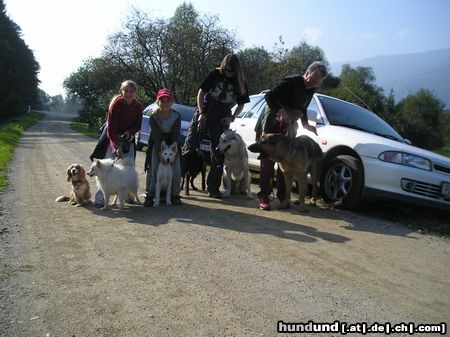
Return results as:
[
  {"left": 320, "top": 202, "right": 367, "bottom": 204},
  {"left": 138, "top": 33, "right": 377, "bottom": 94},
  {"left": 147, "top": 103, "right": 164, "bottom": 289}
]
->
[
  {"left": 71, "top": 121, "right": 101, "bottom": 139},
  {"left": 0, "top": 112, "right": 43, "bottom": 192}
]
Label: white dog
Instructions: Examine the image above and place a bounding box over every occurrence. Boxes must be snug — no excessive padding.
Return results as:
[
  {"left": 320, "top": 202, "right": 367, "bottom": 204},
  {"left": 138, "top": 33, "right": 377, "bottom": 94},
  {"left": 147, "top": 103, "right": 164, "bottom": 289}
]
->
[
  {"left": 217, "top": 129, "right": 252, "bottom": 199},
  {"left": 87, "top": 158, "right": 140, "bottom": 210},
  {"left": 154, "top": 141, "right": 177, "bottom": 207}
]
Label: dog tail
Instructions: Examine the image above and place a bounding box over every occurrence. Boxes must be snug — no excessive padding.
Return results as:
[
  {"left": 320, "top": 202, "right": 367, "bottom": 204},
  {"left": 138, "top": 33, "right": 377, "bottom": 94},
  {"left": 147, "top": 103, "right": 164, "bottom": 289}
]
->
[{"left": 55, "top": 196, "right": 70, "bottom": 202}]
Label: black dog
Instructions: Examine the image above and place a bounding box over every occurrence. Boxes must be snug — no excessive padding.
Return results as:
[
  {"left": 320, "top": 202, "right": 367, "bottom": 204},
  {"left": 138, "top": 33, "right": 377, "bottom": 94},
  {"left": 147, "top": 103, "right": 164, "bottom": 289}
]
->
[{"left": 180, "top": 150, "right": 208, "bottom": 195}]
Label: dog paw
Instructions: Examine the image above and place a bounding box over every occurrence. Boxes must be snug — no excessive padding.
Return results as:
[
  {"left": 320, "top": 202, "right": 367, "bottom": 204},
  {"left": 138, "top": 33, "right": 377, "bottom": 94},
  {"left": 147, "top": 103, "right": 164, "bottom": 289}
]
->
[
  {"left": 221, "top": 191, "right": 231, "bottom": 198},
  {"left": 153, "top": 202, "right": 160, "bottom": 207}
]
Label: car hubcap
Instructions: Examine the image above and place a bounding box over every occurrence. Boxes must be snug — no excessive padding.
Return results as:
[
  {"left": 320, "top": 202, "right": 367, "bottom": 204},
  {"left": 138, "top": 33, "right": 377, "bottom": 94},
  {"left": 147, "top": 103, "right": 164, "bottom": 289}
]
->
[{"left": 324, "top": 163, "right": 353, "bottom": 201}]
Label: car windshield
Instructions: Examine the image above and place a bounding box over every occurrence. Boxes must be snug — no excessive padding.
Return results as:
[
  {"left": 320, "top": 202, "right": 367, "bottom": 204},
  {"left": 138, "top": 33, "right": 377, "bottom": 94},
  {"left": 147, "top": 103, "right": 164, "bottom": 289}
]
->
[
  {"left": 318, "top": 96, "right": 404, "bottom": 142},
  {"left": 234, "top": 95, "right": 265, "bottom": 117}
]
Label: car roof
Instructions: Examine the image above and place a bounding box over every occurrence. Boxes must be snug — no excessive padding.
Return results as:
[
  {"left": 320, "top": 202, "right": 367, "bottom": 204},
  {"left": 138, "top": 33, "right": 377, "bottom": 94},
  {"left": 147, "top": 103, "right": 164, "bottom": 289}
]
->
[{"left": 143, "top": 102, "right": 195, "bottom": 121}]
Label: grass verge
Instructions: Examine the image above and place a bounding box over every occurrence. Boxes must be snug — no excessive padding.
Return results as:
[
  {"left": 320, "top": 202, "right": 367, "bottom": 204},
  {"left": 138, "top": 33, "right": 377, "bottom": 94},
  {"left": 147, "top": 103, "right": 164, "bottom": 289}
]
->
[
  {"left": 0, "top": 112, "right": 44, "bottom": 192},
  {"left": 70, "top": 121, "right": 101, "bottom": 139}
]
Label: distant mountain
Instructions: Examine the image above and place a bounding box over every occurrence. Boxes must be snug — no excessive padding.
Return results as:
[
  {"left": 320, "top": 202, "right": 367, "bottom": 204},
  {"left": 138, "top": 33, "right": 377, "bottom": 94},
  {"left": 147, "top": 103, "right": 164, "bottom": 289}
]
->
[{"left": 330, "top": 48, "right": 450, "bottom": 108}]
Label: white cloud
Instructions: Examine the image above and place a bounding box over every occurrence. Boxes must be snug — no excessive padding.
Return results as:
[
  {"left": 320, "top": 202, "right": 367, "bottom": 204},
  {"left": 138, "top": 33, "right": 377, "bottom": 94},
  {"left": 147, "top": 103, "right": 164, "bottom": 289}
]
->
[{"left": 302, "top": 27, "right": 323, "bottom": 45}]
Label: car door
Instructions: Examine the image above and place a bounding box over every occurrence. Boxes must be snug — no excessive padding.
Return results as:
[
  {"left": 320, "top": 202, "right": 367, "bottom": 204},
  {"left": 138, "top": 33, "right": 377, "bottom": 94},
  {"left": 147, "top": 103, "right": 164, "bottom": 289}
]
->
[{"left": 230, "top": 97, "right": 267, "bottom": 170}]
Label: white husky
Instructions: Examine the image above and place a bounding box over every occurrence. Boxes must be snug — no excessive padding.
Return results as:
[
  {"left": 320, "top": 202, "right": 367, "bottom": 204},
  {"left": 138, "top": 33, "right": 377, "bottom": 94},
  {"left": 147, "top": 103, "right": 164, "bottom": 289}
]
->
[
  {"left": 217, "top": 129, "right": 252, "bottom": 199},
  {"left": 154, "top": 141, "right": 177, "bottom": 207},
  {"left": 87, "top": 158, "right": 140, "bottom": 210}
]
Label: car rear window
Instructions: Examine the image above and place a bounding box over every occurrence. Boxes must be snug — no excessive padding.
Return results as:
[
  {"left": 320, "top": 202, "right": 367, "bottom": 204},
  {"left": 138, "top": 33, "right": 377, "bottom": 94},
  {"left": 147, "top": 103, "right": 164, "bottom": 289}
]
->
[{"left": 173, "top": 104, "right": 195, "bottom": 122}]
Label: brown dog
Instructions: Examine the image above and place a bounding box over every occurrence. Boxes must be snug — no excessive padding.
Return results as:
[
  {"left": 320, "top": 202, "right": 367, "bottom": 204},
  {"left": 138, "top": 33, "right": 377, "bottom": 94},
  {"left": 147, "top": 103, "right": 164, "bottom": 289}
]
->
[
  {"left": 55, "top": 163, "right": 91, "bottom": 206},
  {"left": 248, "top": 134, "right": 322, "bottom": 212}
]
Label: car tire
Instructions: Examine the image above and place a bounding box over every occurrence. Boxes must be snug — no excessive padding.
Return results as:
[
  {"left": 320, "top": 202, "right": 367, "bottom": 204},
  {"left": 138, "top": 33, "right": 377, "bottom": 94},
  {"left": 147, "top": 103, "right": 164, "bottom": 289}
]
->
[
  {"left": 135, "top": 133, "right": 144, "bottom": 151},
  {"left": 320, "top": 155, "right": 364, "bottom": 210}
]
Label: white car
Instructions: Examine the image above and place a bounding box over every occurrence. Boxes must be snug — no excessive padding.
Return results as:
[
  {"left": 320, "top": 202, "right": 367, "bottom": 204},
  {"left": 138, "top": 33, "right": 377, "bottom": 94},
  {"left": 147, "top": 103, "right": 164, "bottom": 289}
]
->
[{"left": 230, "top": 93, "right": 450, "bottom": 210}]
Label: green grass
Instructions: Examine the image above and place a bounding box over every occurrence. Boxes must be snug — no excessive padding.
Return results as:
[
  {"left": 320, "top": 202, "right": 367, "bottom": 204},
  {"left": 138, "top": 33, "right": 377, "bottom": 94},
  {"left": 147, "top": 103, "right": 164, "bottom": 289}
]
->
[
  {"left": 435, "top": 146, "right": 450, "bottom": 158},
  {"left": 0, "top": 112, "right": 44, "bottom": 192},
  {"left": 70, "top": 121, "right": 101, "bottom": 139}
]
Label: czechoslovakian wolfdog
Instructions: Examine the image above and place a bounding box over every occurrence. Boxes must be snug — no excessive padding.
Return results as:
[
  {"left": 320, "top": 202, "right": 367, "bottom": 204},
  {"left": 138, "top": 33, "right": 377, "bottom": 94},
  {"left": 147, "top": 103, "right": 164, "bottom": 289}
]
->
[
  {"left": 86, "top": 158, "right": 140, "bottom": 210},
  {"left": 217, "top": 129, "right": 252, "bottom": 199},
  {"left": 248, "top": 133, "right": 322, "bottom": 212},
  {"left": 154, "top": 141, "right": 177, "bottom": 207}
]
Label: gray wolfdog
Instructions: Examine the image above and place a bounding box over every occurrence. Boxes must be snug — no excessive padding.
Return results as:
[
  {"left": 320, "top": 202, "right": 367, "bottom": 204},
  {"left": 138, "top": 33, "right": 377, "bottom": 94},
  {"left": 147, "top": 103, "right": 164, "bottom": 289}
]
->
[
  {"left": 248, "top": 133, "right": 322, "bottom": 212},
  {"left": 217, "top": 129, "right": 253, "bottom": 199}
]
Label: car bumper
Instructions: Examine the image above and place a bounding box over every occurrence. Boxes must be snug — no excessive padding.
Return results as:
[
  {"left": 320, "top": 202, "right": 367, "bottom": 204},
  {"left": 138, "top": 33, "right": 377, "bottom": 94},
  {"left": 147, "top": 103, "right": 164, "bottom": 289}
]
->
[{"left": 362, "top": 156, "right": 450, "bottom": 210}]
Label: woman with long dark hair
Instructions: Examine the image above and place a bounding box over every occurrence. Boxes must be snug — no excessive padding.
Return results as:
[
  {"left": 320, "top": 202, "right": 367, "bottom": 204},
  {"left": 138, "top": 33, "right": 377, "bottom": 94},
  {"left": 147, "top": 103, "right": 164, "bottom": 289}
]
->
[{"left": 183, "top": 54, "right": 250, "bottom": 198}]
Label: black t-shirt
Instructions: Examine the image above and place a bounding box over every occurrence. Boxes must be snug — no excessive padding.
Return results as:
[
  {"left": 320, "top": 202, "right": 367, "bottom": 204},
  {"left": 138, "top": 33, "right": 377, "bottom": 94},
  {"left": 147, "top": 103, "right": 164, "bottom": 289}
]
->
[
  {"left": 264, "top": 74, "right": 315, "bottom": 117},
  {"left": 260, "top": 74, "right": 315, "bottom": 134},
  {"left": 200, "top": 69, "right": 250, "bottom": 109}
]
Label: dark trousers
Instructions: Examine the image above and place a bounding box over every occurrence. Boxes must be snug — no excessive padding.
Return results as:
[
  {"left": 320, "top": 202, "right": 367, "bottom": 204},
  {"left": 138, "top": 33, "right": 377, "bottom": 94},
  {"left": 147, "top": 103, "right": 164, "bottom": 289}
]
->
[
  {"left": 258, "top": 156, "right": 285, "bottom": 201},
  {"left": 206, "top": 123, "right": 225, "bottom": 194}
]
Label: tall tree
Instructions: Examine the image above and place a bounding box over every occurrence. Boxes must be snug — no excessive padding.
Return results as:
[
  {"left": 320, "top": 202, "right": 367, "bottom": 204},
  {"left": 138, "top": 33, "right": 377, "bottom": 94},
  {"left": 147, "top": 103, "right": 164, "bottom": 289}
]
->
[
  {"left": 330, "top": 64, "right": 385, "bottom": 115},
  {"left": 0, "top": 0, "right": 40, "bottom": 119},
  {"left": 396, "top": 89, "right": 445, "bottom": 149}
]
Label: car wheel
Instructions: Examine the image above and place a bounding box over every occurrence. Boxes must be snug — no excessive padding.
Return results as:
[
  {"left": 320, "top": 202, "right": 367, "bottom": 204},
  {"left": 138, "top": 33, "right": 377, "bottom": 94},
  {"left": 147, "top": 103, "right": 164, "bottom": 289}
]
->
[
  {"left": 320, "top": 155, "right": 364, "bottom": 209},
  {"left": 135, "top": 133, "right": 144, "bottom": 151}
]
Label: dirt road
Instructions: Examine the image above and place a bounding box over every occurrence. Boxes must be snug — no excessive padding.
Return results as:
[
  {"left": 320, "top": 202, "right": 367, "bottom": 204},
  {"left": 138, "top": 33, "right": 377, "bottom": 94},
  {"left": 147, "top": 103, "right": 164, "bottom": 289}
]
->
[{"left": 1, "top": 111, "right": 449, "bottom": 337}]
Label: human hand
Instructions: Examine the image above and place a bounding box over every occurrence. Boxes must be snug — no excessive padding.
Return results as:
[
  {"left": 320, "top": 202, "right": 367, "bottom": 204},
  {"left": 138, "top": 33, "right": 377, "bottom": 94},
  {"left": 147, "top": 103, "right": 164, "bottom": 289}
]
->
[{"left": 221, "top": 116, "right": 233, "bottom": 126}]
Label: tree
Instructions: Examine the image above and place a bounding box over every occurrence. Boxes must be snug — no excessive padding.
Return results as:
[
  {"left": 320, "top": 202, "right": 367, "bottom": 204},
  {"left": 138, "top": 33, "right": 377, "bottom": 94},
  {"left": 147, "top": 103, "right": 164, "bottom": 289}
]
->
[
  {"left": 0, "top": 0, "right": 40, "bottom": 119},
  {"left": 330, "top": 65, "right": 385, "bottom": 115},
  {"left": 396, "top": 89, "right": 446, "bottom": 149},
  {"left": 238, "top": 47, "right": 273, "bottom": 94}
]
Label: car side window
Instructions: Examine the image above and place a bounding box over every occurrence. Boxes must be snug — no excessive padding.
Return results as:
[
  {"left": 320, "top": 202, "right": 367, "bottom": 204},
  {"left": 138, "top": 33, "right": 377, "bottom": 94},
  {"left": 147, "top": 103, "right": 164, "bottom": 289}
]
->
[
  {"left": 307, "top": 98, "right": 323, "bottom": 125},
  {"left": 243, "top": 99, "right": 266, "bottom": 119}
]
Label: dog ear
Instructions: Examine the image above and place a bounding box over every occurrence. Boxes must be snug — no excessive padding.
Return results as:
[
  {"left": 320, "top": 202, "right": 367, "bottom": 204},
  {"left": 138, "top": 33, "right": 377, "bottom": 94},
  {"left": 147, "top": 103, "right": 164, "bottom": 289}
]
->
[
  {"left": 66, "top": 167, "right": 72, "bottom": 182},
  {"left": 95, "top": 159, "right": 101, "bottom": 167},
  {"left": 266, "top": 133, "right": 284, "bottom": 144},
  {"left": 170, "top": 142, "right": 178, "bottom": 152},
  {"left": 161, "top": 140, "right": 167, "bottom": 149},
  {"left": 79, "top": 166, "right": 86, "bottom": 178}
]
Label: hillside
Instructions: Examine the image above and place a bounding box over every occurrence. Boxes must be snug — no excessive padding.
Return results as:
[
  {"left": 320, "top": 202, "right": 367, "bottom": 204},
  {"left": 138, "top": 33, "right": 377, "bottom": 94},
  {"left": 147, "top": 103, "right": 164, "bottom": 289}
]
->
[{"left": 330, "top": 48, "right": 450, "bottom": 108}]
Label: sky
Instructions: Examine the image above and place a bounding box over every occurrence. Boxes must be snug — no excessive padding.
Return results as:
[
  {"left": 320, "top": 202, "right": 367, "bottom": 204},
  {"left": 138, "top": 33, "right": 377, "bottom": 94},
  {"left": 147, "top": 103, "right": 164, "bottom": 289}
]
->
[{"left": 4, "top": 0, "right": 450, "bottom": 97}]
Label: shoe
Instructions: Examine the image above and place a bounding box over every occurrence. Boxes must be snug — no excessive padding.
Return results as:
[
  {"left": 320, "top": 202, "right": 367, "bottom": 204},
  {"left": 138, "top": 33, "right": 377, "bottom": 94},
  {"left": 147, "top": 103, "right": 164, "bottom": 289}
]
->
[
  {"left": 94, "top": 203, "right": 104, "bottom": 208},
  {"left": 143, "top": 196, "right": 154, "bottom": 207},
  {"left": 258, "top": 196, "right": 271, "bottom": 211},
  {"left": 172, "top": 196, "right": 183, "bottom": 205},
  {"left": 208, "top": 191, "right": 222, "bottom": 199}
]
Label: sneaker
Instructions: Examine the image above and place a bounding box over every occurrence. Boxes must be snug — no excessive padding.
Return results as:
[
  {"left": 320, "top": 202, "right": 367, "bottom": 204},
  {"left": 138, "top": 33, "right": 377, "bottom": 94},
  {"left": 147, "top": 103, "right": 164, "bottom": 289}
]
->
[
  {"left": 208, "top": 191, "right": 222, "bottom": 199},
  {"left": 172, "top": 196, "right": 183, "bottom": 205},
  {"left": 258, "top": 196, "right": 271, "bottom": 211},
  {"left": 143, "top": 196, "right": 154, "bottom": 207}
]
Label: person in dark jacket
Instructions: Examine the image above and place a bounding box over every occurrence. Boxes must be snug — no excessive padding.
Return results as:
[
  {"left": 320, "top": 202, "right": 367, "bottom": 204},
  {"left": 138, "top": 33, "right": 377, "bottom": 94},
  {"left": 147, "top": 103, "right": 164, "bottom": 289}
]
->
[
  {"left": 255, "top": 61, "right": 327, "bottom": 211},
  {"left": 182, "top": 54, "right": 250, "bottom": 198}
]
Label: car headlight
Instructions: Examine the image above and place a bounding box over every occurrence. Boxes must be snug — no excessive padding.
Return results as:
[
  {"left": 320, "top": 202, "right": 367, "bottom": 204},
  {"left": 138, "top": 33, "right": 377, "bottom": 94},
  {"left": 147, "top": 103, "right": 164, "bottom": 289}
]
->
[{"left": 379, "top": 151, "right": 432, "bottom": 171}]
